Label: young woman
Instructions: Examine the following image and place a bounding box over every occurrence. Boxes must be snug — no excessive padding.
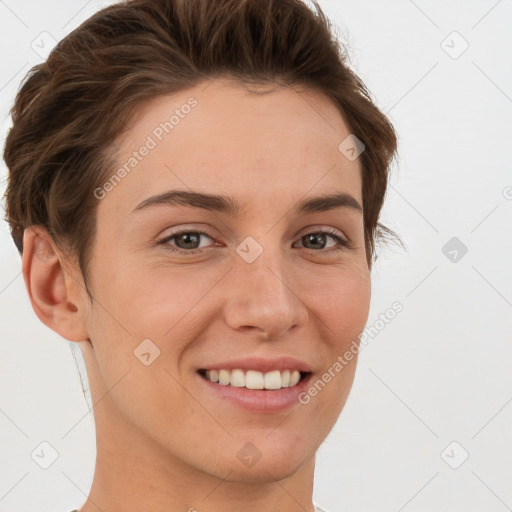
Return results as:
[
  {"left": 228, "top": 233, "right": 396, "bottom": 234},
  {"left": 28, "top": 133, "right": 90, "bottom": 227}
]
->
[{"left": 3, "top": 0, "right": 398, "bottom": 510}]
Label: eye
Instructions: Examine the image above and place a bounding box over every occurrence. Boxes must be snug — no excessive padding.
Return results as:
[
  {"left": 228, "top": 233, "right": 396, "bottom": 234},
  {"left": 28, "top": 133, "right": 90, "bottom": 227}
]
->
[
  {"left": 157, "top": 227, "right": 351, "bottom": 254},
  {"left": 294, "top": 228, "right": 351, "bottom": 254},
  {"left": 158, "top": 229, "right": 214, "bottom": 253}
]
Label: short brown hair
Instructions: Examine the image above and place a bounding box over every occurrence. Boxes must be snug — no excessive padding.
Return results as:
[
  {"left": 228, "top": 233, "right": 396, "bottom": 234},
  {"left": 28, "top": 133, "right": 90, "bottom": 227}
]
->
[{"left": 3, "top": 0, "right": 399, "bottom": 300}]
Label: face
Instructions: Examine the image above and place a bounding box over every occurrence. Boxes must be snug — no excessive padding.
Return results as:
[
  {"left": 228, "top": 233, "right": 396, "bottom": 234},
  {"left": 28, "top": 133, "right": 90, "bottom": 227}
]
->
[{"left": 78, "top": 78, "right": 371, "bottom": 482}]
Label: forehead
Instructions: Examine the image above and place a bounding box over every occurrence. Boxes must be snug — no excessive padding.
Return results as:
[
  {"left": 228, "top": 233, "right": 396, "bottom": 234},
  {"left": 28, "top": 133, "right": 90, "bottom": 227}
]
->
[{"left": 99, "top": 78, "right": 363, "bottom": 218}]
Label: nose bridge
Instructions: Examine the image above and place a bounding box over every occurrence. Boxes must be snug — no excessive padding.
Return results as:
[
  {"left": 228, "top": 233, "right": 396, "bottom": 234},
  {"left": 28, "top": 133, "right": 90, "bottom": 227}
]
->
[{"left": 224, "top": 232, "right": 307, "bottom": 337}]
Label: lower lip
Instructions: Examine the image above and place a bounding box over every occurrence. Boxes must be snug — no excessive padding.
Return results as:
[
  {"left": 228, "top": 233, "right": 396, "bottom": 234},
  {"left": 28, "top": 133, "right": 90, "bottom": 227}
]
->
[{"left": 196, "top": 372, "right": 313, "bottom": 413}]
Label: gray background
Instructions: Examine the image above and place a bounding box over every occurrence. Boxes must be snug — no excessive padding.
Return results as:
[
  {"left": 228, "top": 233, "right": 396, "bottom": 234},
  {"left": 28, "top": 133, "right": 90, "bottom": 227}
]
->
[{"left": 1, "top": 1, "right": 511, "bottom": 511}]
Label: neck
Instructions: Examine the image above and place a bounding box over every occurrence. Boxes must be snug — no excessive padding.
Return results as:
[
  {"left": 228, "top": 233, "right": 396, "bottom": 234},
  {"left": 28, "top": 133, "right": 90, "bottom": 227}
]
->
[{"left": 79, "top": 410, "right": 317, "bottom": 512}]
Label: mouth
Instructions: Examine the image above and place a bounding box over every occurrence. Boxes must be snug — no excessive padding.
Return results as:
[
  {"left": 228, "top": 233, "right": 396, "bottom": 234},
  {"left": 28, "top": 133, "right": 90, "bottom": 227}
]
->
[
  {"left": 197, "top": 368, "right": 312, "bottom": 390},
  {"left": 195, "top": 356, "right": 314, "bottom": 413}
]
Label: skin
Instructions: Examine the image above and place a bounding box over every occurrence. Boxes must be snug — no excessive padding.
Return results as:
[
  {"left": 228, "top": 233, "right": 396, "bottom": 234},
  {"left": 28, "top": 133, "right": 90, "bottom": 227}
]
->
[{"left": 23, "top": 77, "right": 371, "bottom": 512}]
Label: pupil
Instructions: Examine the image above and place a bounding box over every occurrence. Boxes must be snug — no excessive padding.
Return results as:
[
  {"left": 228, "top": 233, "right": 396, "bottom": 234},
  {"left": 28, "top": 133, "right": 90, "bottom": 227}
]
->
[
  {"left": 179, "top": 233, "right": 199, "bottom": 249},
  {"left": 305, "top": 233, "right": 325, "bottom": 249}
]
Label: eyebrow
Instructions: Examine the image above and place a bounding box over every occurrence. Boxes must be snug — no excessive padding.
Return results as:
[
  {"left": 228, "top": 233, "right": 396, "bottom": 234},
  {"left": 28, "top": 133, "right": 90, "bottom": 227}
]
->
[{"left": 131, "top": 190, "right": 363, "bottom": 216}]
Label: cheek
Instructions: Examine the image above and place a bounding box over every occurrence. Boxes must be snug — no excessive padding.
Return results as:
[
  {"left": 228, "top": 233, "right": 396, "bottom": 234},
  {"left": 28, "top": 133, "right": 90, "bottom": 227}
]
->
[
  {"left": 121, "top": 267, "right": 229, "bottom": 344},
  {"left": 297, "top": 267, "right": 369, "bottom": 429},
  {"left": 304, "top": 263, "right": 371, "bottom": 346},
  {"left": 89, "top": 243, "right": 213, "bottom": 341}
]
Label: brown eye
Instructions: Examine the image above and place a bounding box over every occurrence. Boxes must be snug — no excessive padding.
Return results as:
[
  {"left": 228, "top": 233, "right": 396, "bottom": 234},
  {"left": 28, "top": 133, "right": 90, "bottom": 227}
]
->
[
  {"left": 295, "top": 230, "right": 350, "bottom": 253},
  {"left": 173, "top": 232, "right": 202, "bottom": 250},
  {"left": 159, "top": 230, "right": 214, "bottom": 253}
]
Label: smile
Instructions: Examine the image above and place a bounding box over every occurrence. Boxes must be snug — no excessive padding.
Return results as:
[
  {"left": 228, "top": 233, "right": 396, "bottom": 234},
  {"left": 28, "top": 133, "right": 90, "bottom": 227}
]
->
[{"left": 198, "top": 368, "right": 310, "bottom": 390}]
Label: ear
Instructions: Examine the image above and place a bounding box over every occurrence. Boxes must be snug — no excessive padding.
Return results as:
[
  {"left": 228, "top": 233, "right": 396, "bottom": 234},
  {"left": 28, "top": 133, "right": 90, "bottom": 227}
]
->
[{"left": 21, "top": 226, "right": 90, "bottom": 342}]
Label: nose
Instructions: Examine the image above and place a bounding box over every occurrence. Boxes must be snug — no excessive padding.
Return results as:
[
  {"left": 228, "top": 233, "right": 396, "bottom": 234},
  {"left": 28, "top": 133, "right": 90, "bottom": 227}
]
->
[{"left": 222, "top": 242, "right": 309, "bottom": 340}]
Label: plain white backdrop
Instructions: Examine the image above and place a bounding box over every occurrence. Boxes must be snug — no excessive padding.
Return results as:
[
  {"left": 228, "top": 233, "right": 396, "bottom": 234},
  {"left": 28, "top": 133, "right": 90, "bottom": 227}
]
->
[{"left": 1, "top": 1, "right": 511, "bottom": 511}]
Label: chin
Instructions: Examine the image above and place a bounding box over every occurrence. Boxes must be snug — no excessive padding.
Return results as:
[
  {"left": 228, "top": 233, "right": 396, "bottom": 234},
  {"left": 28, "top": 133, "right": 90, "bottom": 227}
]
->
[
  {"left": 218, "top": 428, "right": 318, "bottom": 483},
  {"left": 218, "top": 451, "right": 312, "bottom": 484}
]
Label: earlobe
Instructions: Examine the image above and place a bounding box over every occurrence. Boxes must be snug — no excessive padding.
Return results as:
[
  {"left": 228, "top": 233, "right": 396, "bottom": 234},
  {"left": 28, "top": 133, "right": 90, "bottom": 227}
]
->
[{"left": 22, "top": 226, "right": 89, "bottom": 342}]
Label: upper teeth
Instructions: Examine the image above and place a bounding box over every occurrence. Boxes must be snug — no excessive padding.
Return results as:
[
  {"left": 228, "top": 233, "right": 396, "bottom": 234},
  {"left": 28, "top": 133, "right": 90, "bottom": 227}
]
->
[{"left": 204, "top": 369, "right": 302, "bottom": 389}]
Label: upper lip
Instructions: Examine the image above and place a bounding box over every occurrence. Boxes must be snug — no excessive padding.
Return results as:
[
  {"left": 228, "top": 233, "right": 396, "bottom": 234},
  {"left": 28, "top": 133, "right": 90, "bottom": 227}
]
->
[{"left": 198, "top": 356, "right": 313, "bottom": 373}]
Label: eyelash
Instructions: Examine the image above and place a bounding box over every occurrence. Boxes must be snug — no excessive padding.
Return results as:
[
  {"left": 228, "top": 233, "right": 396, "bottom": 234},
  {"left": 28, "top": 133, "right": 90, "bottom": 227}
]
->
[{"left": 157, "top": 227, "right": 352, "bottom": 255}]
